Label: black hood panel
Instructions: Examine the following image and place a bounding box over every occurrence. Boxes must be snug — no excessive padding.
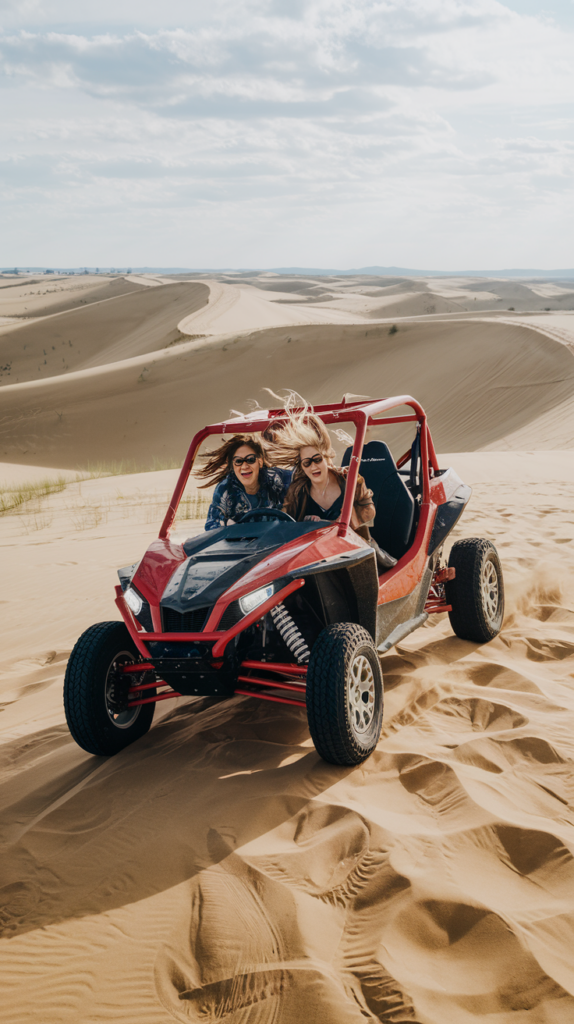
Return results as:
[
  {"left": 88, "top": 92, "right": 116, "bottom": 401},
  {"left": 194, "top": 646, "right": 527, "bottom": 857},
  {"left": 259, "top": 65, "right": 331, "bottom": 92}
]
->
[{"left": 162, "top": 520, "right": 321, "bottom": 613}]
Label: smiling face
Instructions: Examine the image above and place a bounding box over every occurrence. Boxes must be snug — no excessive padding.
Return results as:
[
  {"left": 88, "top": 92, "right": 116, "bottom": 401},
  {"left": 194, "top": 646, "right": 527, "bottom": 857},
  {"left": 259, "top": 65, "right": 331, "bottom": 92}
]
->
[
  {"left": 232, "top": 443, "right": 263, "bottom": 493},
  {"left": 300, "top": 446, "right": 330, "bottom": 489}
]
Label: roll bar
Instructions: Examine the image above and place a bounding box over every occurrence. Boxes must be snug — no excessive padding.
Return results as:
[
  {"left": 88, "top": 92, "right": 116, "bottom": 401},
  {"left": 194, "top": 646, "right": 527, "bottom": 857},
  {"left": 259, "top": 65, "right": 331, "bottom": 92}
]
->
[{"left": 159, "top": 396, "right": 439, "bottom": 539}]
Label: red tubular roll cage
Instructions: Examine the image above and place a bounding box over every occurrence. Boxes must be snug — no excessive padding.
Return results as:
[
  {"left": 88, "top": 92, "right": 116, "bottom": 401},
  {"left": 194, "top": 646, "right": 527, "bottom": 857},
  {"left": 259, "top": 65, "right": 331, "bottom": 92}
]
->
[{"left": 159, "top": 395, "right": 439, "bottom": 541}]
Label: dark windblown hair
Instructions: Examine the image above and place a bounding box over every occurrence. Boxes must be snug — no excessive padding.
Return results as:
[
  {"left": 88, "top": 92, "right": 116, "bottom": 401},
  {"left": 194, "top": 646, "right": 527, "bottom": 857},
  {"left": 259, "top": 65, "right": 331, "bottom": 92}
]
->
[{"left": 195, "top": 434, "right": 266, "bottom": 489}]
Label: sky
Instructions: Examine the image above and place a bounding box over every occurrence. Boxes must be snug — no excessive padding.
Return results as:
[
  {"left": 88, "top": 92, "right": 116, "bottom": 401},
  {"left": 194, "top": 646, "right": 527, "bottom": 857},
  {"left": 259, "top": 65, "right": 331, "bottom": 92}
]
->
[{"left": 1, "top": 0, "right": 573, "bottom": 269}]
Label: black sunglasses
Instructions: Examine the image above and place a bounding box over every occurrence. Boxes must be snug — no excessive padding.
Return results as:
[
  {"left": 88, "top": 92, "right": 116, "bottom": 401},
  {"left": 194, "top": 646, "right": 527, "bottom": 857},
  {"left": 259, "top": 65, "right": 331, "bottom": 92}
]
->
[
  {"left": 300, "top": 454, "right": 324, "bottom": 468},
  {"left": 233, "top": 454, "right": 258, "bottom": 466}
]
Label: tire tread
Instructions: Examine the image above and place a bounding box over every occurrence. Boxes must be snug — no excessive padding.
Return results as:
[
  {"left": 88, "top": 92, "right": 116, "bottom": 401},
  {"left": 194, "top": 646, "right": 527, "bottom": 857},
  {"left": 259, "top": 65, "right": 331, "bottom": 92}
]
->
[
  {"left": 306, "top": 623, "right": 383, "bottom": 766},
  {"left": 446, "top": 538, "right": 504, "bottom": 643},
  {"left": 64, "top": 621, "right": 155, "bottom": 756}
]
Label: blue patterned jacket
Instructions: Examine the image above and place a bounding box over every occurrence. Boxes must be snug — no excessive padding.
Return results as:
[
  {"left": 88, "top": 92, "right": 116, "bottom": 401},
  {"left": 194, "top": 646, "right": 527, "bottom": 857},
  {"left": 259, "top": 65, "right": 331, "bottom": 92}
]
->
[{"left": 205, "top": 466, "right": 292, "bottom": 531}]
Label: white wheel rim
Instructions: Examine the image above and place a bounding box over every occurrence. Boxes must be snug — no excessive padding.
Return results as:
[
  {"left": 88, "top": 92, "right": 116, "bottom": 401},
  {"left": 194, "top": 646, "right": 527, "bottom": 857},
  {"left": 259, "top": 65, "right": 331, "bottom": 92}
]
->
[
  {"left": 481, "top": 559, "right": 500, "bottom": 625},
  {"left": 105, "top": 652, "right": 141, "bottom": 729},
  {"left": 347, "top": 654, "right": 376, "bottom": 735}
]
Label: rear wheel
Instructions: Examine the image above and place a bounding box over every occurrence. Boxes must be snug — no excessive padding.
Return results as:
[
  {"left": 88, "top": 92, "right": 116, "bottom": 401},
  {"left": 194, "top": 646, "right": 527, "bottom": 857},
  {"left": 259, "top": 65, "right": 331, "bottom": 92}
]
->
[
  {"left": 446, "top": 538, "right": 504, "bottom": 643},
  {"left": 306, "top": 623, "right": 384, "bottom": 766},
  {"left": 64, "top": 621, "right": 156, "bottom": 756}
]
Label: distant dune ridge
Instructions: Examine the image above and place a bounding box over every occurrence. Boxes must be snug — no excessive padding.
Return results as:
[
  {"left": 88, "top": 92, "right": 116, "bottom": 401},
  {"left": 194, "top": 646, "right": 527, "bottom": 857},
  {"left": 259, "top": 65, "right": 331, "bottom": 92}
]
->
[
  {"left": 1, "top": 273, "right": 574, "bottom": 1023},
  {"left": 1, "top": 271, "right": 574, "bottom": 466}
]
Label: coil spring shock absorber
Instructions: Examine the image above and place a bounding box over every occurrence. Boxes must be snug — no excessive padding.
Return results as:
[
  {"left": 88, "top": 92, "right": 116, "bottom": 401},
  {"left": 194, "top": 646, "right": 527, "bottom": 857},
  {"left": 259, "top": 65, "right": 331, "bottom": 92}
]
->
[{"left": 269, "top": 604, "right": 310, "bottom": 664}]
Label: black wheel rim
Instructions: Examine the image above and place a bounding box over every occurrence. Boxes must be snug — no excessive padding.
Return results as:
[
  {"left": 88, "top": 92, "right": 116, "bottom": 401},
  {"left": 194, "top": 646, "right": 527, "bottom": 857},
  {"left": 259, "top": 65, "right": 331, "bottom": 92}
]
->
[{"left": 105, "top": 652, "right": 141, "bottom": 729}]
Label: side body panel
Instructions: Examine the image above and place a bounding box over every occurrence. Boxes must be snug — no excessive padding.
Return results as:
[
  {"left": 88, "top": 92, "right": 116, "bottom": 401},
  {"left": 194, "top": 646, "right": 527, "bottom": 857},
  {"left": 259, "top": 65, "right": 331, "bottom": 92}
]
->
[
  {"left": 373, "top": 502, "right": 436, "bottom": 645},
  {"left": 427, "top": 468, "right": 472, "bottom": 556}
]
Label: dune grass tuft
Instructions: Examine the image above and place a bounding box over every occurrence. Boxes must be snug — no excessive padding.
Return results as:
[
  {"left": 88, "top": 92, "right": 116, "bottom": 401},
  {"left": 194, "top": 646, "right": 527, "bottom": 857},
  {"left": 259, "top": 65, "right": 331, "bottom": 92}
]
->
[
  {"left": 0, "top": 476, "right": 68, "bottom": 515},
  {"left": 176, "top": 494, "right": 211, "bottom": 520},
  {"left": 0, "top": 461, "right": 210, "bottom": 532}
]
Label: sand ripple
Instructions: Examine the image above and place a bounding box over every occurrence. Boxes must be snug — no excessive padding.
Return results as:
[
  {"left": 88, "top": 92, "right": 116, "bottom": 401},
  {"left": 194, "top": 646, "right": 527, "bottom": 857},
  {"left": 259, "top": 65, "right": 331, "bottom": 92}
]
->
[{"left": 0, "top": 480, "right": 573, "bottom": 1021}]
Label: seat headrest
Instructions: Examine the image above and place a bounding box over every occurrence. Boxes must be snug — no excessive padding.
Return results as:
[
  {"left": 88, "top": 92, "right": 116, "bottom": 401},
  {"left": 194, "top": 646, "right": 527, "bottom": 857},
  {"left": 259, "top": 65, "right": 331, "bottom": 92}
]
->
[{"left": 342, "top": 440, "right": 397, "bottom": 477}]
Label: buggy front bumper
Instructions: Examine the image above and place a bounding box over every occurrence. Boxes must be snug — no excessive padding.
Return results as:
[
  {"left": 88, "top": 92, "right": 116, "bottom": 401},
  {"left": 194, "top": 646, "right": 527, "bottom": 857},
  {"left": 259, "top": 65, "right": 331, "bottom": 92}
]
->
[{"left": 114, "top": 578, "right": 306, "bottom": 662}]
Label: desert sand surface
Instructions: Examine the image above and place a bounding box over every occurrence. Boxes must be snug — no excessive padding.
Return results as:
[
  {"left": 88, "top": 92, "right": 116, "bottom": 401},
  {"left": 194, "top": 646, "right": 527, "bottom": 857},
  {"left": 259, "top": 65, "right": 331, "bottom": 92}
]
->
[{"left": 1, "top": 274, "right": 574, "bottom": 1023}]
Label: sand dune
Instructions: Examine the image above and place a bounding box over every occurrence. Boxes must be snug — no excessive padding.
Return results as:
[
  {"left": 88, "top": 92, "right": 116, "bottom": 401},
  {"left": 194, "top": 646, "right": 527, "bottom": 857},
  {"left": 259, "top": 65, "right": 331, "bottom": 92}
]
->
[
  {"left": 1, "top": 274, "right": 574, "bottom": 1023},
  {"left": 502, "top": 313, "right": 574, "bottom": 356},
  {"left": 177, "top": 279, "right": 374, "bottom": 336},
  {"left": 2, "top": 315, "right": 574, "bottom": 468},
  {"left": 367, "top": 291, "right": 468, "bottom": 318},
  {"left": 179, "top": 271, "right": 574, "bottom": 316},
  {"left": 0, "top": 281, "right": 209, "bottom": 385},
  {"left": 0, "top": 273, "right": 144, "bottom": 320},
  {"left": 0, "top": 455, "right": 573, "bottom": 1022}
]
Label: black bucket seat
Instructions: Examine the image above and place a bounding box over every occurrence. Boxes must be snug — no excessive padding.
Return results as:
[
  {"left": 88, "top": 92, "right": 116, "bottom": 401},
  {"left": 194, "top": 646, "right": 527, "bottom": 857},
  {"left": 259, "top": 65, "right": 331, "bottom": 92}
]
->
[{"left": 342, "top": 440, "right": 415, "bottom": 560}]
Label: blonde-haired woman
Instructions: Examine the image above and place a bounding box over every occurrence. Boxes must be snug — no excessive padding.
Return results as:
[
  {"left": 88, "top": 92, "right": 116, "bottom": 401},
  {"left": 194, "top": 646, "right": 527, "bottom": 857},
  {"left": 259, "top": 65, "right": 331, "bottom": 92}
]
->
[
  {"left": 268, "top": 411, "right": 396, "bottom": 571},
  {"left": 275, "top": 413, "right": 374, "bottom": 529}
]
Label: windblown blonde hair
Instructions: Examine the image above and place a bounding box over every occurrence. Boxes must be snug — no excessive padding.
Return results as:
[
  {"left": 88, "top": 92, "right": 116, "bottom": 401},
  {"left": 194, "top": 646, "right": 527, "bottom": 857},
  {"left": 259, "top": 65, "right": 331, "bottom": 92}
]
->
[
  {"left": 264, "top": 408, "right": 335, "bottom": 469},
  {"left": 263, "top": 400, "right": 337, "bottom": 522},
  {"left": 263, "top": 411, "right": 331, "bottom": 468}
]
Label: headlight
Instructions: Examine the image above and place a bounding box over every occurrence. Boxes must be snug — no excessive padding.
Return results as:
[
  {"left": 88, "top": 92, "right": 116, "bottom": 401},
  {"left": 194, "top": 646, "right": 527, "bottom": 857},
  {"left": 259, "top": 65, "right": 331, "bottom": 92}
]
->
[
  {"left": 239, "top": 584, "right": 274, "bottom": 615},
  {"left": 124, "top": 586, "right": 143, "bottom": 616}
]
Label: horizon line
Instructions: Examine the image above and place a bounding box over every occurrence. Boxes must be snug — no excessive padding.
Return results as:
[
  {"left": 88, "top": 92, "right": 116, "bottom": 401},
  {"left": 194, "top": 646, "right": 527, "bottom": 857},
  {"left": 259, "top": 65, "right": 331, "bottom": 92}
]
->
[{"left": 3, "top": 265, "right": 574, "bottom": 280}]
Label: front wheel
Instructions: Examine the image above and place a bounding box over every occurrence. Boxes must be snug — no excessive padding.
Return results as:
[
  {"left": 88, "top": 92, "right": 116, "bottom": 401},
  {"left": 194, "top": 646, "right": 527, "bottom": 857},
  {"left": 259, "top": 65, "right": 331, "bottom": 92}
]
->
[
  {"left": 306, "top": 624, "right": 384, "bottom": 766},
  {"left": 446, "top": 538, "right": 504, "bottom": 643},
  {"left": 64, "top": 621, "right": 156, "bottom": 756}
]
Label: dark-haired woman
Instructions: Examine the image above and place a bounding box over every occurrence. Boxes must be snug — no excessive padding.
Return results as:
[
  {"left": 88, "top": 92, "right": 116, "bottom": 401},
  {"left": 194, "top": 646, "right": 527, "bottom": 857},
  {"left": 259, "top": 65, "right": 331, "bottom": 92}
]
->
[{"left": 196, "top": 434, "right": 292, "bottom": 531}]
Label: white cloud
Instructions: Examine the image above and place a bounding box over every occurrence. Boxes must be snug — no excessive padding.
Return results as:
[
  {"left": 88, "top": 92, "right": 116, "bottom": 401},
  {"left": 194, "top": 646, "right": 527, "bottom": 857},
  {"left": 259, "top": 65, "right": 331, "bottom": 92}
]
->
[{"left": 1, "top": 0, "right": 573, "bottom": 267}]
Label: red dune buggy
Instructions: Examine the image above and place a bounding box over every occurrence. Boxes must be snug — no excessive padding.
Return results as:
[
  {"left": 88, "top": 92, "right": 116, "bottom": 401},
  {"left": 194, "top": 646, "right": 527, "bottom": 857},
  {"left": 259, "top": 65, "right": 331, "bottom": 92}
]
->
[{"left": 64, "top": 396, "right": 504, "bottom": 766}]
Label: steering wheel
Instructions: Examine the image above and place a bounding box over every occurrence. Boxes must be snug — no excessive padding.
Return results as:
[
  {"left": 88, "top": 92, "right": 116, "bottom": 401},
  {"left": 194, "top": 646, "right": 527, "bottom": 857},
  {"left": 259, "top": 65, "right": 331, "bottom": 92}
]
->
[{"left": 236, "top": 508, "right": 295, "bottom": 523}]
